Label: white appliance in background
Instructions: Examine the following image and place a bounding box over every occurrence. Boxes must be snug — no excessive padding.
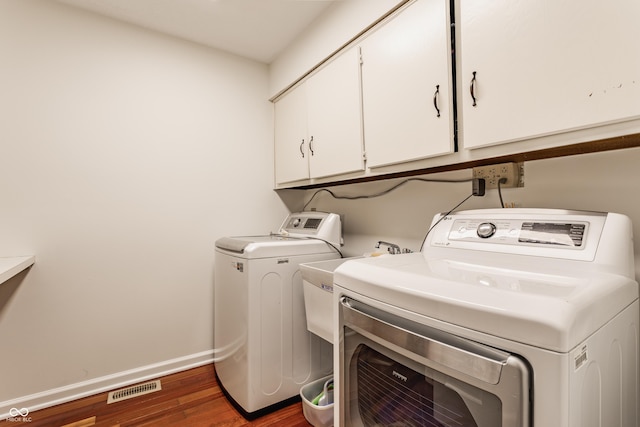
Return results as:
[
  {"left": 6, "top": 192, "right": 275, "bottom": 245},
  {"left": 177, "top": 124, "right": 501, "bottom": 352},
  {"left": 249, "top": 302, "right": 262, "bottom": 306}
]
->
[
  {"left": 214, "top": 212, "right": 341, "bottom": 418},
  {"left": 334, "top": 208, "right": 639, "bottom": 427}
]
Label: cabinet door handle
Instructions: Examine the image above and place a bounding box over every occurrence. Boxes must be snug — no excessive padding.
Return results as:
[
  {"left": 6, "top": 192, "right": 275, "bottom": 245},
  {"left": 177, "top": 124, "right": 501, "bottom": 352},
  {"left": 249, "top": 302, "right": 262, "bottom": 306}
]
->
[
  {"left": 299, "top": 139, "right": 305, "bottom": 158},
  {"left": 309, "top": 136, "right": 314, "bottom": 156},
  {"left": 433, "top": 84, "right": 441, "bottom": 117},
  {"left": 470, "top": 71, "right": 478, "bottom": 107}
]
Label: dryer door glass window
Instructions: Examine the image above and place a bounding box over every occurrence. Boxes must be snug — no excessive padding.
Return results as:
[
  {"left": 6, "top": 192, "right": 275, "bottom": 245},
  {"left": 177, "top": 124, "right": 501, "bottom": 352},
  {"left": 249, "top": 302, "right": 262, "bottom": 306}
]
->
[{"left": 353, "top": 344, "right": 499, "bottom": 426}]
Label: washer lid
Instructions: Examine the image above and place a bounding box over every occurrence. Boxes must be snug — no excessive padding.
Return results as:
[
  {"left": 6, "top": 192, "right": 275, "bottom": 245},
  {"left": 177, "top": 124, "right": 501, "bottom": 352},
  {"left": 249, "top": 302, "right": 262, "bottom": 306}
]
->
[
  {"left": 334, "top": 253, "right": 638, "bottom": 353},
  {"left": 215, "top": 235, "right": 335, "bottom": 259}
]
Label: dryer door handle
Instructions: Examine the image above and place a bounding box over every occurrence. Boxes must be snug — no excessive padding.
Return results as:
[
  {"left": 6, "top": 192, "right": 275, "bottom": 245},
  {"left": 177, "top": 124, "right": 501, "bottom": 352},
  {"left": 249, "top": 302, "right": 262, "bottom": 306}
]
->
[{"left": 341, "top": 297, "right": 507, "bottom": 384}]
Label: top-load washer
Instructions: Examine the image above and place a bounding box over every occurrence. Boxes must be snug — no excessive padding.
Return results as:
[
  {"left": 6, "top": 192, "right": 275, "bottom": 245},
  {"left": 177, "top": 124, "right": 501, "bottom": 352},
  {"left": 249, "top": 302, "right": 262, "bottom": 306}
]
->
[
  {"left": 334, "top": 208, "right": 638, "bottom": 427},
  {"left": 214, "top": 211, "right": 341, "bottom": 418}
]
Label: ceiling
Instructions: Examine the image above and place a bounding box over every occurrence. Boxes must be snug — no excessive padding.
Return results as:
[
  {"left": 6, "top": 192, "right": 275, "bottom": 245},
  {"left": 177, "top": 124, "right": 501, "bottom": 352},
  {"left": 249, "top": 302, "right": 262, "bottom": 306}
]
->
[{"left": 57, "top": 0, "right": 337, "bottom": 63}]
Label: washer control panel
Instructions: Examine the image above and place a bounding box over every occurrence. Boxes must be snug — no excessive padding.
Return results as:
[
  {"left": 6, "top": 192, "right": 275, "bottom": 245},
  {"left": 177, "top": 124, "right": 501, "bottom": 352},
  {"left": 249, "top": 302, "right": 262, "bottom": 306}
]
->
[
  {"left": 285, "top": 215, "right": 324, "bottom": 232},
  {"left": 278, "top": 211, "right": 343, "bottom": 247}
]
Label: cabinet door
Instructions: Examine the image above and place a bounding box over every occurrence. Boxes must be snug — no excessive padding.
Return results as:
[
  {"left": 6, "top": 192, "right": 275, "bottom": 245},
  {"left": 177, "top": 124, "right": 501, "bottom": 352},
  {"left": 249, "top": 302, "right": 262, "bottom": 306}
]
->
[
  {"left": 360, "top": 0, "right": 453, "bottom": 168},
  {"left": 460, "top": 0, "right": 640, "bottom": 149},
  {"left": 274, "top": 84, "right": 309, "bottom": 184},
  {"left": 306, "top": 47, "right": 365, "bottom": 179}
]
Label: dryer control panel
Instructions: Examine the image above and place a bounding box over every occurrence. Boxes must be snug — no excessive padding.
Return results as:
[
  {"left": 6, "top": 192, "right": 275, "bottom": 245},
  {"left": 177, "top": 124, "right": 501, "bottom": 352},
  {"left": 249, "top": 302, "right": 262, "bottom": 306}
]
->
[
  {"left": 425, "top": 208, "right": 620, "bottom": 263},
  {"left": 448, "top": 218, "right": 588, "bottom": 248}
]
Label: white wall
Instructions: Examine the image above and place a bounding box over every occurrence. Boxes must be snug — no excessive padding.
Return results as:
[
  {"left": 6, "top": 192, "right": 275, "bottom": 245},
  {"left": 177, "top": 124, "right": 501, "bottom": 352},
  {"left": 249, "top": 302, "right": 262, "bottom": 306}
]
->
[{"left": 0, "top": 0, "right": 288, "bottom": 412}]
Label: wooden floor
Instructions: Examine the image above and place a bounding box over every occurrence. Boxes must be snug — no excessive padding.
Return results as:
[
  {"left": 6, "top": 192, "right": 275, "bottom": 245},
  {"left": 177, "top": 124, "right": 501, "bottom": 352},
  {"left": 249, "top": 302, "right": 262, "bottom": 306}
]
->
[{"left": 2, "top": 364, "right": 311, "bottom": 427}]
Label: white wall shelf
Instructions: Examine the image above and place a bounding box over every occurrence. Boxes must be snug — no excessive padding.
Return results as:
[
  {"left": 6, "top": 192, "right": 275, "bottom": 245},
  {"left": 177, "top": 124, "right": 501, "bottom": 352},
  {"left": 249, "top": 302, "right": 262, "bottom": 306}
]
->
[{"left": 0, "top": 256, "right": 35, "bottom": 285}]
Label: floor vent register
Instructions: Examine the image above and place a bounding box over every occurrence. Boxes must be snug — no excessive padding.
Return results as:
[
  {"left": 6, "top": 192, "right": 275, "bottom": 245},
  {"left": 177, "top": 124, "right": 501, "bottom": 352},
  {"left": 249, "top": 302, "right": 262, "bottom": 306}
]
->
[{"left": 107, "top": 380, "right": 162, "bottom": 404}]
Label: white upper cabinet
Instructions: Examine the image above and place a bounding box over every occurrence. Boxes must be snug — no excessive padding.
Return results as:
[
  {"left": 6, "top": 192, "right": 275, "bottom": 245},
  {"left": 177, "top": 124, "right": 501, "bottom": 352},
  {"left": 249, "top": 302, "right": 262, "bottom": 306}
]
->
[
  {"left": 274, "top": 84, "right": 309, "bottom": 184},
  {"left": 359, "top": 0, "right": 454, "bottom": 168},
  {"left": 274, "top": 48, "right": 364, "bottom": 185},
  {"left": 306, "top": 48, "right": 365, "bottom": 179},
  {"left": 459, "top": 0, "right": 640, "bottom": 150},
  {"left": 275, "top": 0, "right": 640, "bottom": 187}
]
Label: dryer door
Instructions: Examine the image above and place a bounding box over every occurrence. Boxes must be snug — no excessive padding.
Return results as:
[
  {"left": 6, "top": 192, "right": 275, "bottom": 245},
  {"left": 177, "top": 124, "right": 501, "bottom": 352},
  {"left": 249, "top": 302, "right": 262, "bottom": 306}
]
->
[{"left": 340, "top": 297, "right": 531, "bottom": 427}]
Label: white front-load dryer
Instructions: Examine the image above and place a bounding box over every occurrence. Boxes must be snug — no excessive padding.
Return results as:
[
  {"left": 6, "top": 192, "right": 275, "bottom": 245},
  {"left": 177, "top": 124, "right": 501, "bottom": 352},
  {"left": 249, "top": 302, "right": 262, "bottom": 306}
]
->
[
  {"left": 333, "top": 209, "right": 639, "bottom": 427},
  {"left": 214, "top": 212, "right": 341, "bottom": 418}
]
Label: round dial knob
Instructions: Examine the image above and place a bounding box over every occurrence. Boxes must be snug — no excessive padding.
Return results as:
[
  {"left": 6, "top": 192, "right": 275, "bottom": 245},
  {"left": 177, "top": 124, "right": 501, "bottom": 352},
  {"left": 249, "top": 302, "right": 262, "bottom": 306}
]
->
[
  {"left": 477, "top": 222, "right": 497, "bottom": 238},
  {"left": 292, "top": 218, "right": 301, "bottom": 227}
]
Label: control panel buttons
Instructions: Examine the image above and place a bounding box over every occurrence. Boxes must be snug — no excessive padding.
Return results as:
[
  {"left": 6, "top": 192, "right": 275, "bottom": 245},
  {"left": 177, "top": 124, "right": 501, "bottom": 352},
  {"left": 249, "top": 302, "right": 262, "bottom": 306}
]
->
[{"left": 477, "top": 222, "right": 497, "bottom": 238}]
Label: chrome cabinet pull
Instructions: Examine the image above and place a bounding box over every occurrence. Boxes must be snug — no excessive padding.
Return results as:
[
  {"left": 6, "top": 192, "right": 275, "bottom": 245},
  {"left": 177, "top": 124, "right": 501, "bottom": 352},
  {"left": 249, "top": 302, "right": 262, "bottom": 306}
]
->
[
  {"left": 299, "top": 139, "right": 305, "bottom": 158},
  {"left": 309, "top": 136, "right": 314, "bottom": 156},
  {"left": 433, "top": 84, "right": 441, "bottom": 117},
  {"left": 470, "top": 71, "right": 478, "bottom": 107}
]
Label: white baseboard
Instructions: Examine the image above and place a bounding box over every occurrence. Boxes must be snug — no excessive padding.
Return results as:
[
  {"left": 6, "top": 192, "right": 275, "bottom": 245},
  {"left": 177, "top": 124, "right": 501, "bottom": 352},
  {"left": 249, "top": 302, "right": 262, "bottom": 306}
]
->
[{"left": 0, "top": 350, "right": 214, "bottom": 420}]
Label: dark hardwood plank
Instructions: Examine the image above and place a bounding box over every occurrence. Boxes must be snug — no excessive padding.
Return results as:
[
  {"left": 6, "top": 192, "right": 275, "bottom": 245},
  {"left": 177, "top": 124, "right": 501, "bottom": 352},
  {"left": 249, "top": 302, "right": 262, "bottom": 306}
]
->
[{"left": 1, "top": 364, "right": 312, "bottom": 427}]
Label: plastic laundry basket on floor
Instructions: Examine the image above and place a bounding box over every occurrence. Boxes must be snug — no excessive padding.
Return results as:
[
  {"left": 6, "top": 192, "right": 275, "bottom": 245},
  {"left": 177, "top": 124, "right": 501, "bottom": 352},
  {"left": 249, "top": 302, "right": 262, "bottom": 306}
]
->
[{"left": 300, "top": 375, "right": 334, "bottom": 427}]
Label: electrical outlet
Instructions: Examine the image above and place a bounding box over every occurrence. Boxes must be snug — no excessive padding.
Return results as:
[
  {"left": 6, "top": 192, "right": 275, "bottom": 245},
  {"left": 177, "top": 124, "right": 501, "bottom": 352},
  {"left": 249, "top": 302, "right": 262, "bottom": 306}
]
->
[{"left": 472, "top": 162, "right": 524, "bottom": 190}]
